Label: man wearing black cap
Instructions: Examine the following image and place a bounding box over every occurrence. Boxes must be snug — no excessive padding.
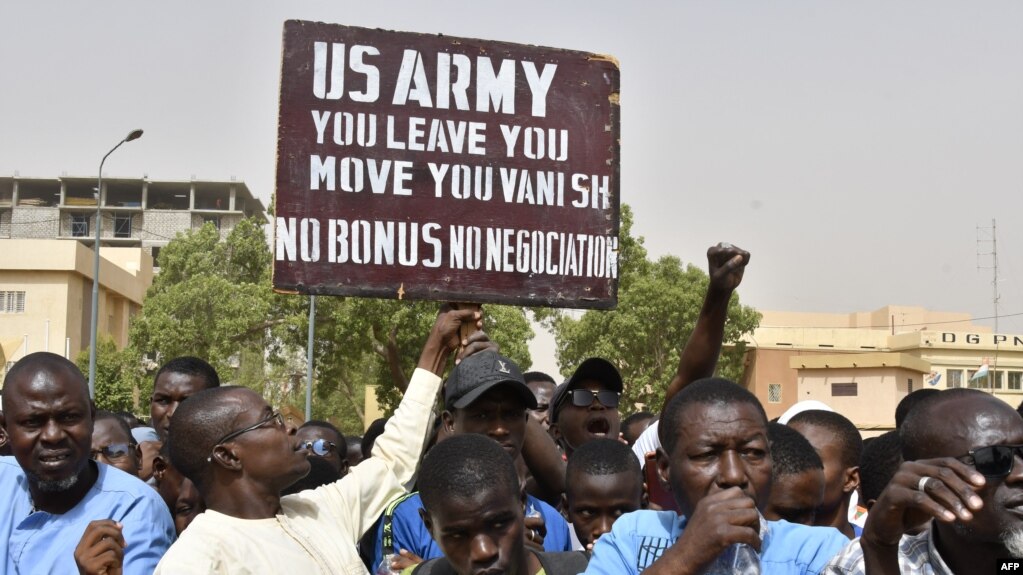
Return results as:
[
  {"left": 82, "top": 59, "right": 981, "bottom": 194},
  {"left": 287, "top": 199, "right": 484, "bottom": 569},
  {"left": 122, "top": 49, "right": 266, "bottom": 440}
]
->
[
  {"left": 369, "top": 350, "right": 572, "bottom": 573},
  {"left": 549, "top": 357, "right": 623, "bottom": 458}
]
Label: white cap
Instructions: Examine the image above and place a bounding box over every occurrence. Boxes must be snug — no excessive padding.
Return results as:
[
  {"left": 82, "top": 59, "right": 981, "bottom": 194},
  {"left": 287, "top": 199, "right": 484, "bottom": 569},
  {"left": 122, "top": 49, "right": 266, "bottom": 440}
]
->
[{"left": 778, "top": 400, "right": 834, "bottom": 424}]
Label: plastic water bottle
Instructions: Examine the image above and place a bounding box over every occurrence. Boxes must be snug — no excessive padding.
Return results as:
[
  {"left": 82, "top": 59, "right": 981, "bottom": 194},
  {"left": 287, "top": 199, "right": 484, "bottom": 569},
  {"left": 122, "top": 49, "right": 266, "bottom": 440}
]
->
[
  {"left": 375, "top": 554, "right": 400, "bottom": 575},
  {"left": 708, "top": 543, "right": 761, "bottom": 575},
  {"left": 705, "top": 512, "right": 764, "bottom": 575}
]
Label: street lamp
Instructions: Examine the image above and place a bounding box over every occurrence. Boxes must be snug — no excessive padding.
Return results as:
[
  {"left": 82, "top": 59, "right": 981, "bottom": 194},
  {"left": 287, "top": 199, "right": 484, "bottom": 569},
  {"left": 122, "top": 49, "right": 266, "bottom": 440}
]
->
[{"left": 89, "top": 129, "right": 143, "bottom": 399}]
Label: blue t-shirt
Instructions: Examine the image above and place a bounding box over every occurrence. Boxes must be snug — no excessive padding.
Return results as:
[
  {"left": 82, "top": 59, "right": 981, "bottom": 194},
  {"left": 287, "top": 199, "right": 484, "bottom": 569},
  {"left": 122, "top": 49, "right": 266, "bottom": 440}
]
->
[
  {"left": 584, "top": 510, "right": 848, "bottom": 575},
  {"left": 0, "top": 456, "right": 175, "bottom": 574},
  {"left": 369, "top": 491, "right": 571, "bottom": 570}
]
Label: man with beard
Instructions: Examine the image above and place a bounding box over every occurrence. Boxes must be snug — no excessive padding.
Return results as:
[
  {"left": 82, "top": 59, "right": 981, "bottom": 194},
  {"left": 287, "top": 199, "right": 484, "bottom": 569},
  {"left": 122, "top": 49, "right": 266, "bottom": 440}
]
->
[
  {"left": 0, "top": 352, "right": 174, "bottom": 574},
  {"left": 824, "top": 389, "right": 1023, "bottom": 574},
  {"left": 282, "top": 420, "right": 349, "bottom": 495}
]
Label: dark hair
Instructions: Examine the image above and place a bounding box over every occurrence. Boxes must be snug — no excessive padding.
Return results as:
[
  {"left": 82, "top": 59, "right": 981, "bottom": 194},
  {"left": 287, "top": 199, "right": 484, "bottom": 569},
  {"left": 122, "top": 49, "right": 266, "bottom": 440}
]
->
[
  {"left": 523, "top": 371, "right": 556, "bottom": 385},
  {"left": 114, "top": 410, "right": 146, "bottom": 429},
  {"left": 2, "top": 352, "right": 87, "bottom": 404},
  {"left": 659, "top": 378, "right": 767, "bottom": 456},
  {"left": 167, "top": 386, "right": 246, "bottom": 490},
  {"left": 419, "top": 434, "right": 518, "bottom": 513},
  {"left": 566, "top": 438, "right": 641, "bottom": 483},
  {"left": 895, "top": 389, "right": 941, "bottom": 429},
  {"left": 299, "top": 420, "right": 347, "bottom": 454},
  {"left": 900, "top": 388, "right": 993, "bottom": 461},
  {"left": 95, "top": 410, "right": 135, "bottom": 444},
  {"left": 767, "top": 422, "right": 822, "bottom": 477},
  {"left": 788, "top": 410, "right": 863, "bottom": 470},
  {"left": 621, "top": 411, "right": 656, "bottom": 444},
  {"left": 362, "top": 417, "right": 388, "bottom": 460},
  {"left": 155, "top": 356, "right": 221, "bottom": 390},
  {"left": 859, "top": 430, "right": 902, "bottom": 503}
]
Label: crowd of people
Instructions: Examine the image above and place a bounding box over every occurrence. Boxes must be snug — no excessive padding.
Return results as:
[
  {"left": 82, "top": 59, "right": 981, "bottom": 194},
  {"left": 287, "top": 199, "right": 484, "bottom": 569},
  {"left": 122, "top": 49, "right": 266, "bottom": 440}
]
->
[{"left": 1, "top": 242, "right": 1021, "bottom": 574}]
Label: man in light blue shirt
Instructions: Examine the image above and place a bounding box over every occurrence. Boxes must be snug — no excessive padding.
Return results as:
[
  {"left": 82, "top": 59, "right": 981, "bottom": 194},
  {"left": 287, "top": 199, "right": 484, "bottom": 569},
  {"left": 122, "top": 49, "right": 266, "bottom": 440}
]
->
[
  {"left": 1, "top": 352, "right": 175, "bottom": 574},
  {"left": 585, "top": 378, "right": 847, "bottom": 574}
]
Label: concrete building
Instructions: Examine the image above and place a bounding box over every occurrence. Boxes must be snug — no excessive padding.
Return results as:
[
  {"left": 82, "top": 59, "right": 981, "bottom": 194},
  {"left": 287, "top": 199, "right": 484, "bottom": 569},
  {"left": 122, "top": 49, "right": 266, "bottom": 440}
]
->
[
  {"left": 0, "top": 239, "right": 153, "bottom": 379},
  {"left": 0, "top": 174, "right": 266, "bottom": 267},
  {"left": 740, "top": 306, "right": 1023, "bottom": 433}
]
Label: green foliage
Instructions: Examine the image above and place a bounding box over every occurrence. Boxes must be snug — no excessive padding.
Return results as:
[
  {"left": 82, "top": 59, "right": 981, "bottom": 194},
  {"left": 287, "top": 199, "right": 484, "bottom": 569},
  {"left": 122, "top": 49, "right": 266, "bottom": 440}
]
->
[
  {"left": 128, "top": 217, "right": 532, "bottom": 435},
  {"left": 541, "top": 205, "right": 760, "bottom": 416},
  {"left": 276, "top": 297, "right": 534, "bottom": 423},
  {"left": 130, "top": 220, "right": 270, "bottom": 382},
  {"left": 76, "top": 335, "right": 144, "bottom": 413}
]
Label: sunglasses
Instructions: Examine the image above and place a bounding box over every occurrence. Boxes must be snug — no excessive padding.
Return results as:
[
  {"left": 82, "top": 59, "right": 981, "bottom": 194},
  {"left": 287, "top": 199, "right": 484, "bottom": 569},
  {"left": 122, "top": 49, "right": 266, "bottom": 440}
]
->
[
  {"left": 300, "top": 439, "right": 337, "bottom": 457},
  {"left": 566, "top": 389, "right": 620, "bottom": 409},
  {"left": 960, "top": 444, "right": 1023, "bottom": 477},
  {"left": 90, "top": 443, "right": 136, "bottom": 461},
  {"left": 208, "top": 411, "right": 285, "bottom": 462}
]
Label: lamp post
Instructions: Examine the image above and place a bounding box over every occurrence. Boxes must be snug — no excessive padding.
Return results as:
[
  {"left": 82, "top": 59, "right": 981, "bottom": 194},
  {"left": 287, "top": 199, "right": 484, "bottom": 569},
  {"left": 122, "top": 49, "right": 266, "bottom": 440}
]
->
[{"left": 89, "top": 129, "right": 143, "bottom": 399}]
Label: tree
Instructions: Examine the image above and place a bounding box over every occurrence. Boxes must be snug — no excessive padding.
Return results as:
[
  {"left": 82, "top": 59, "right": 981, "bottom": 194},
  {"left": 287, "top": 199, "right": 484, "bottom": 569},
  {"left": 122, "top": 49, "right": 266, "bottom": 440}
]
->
[
  {"left": 538, "top": 205, "right": 760, "bottom": 415},
  {"left": 129, "top": 219, "right": 272, "bottom": 383},
  {"left": 75, "top": 335, "right": 143, "bottom": 413},
  {"left": 129, "top": 216, "right": 534, "bottom": 434},
  {"left": 277, "top": 298, "right": 534, "bottom": 422}
]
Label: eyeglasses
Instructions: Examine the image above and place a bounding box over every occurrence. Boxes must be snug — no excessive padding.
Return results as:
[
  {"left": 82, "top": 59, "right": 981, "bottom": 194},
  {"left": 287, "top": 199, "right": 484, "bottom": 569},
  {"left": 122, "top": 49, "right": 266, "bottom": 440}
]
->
[
  {"left": 959, "top": 444, "right": 1023, "bottom": 477},
  {"left": 90, "top": 443, "right": 136, "bottom": 461},
  {"left": 300, "top": 439, "right": 336, "bottom": 457},
  {"left": 567, "top": 389, "right": 620, "bottom": 409},
  {"left": 208, "top": 411, "right": 285, "bottom": 463}
]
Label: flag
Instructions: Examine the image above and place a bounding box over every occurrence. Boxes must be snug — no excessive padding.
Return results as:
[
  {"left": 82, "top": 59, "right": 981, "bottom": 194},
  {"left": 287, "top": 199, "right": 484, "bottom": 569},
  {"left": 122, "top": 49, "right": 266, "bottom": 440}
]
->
[
  {"left": 926, "top": 371, "right": 942, "bottom": 387},
  {"left": 970, "top": 358, "right": 990, "bottom": 382}
]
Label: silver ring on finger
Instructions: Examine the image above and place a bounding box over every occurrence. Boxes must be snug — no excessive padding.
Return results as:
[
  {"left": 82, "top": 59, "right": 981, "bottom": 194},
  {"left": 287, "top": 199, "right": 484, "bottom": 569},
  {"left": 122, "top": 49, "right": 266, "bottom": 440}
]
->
[{"left": 917, "top": 476, "right": 933, "bottom": 491}]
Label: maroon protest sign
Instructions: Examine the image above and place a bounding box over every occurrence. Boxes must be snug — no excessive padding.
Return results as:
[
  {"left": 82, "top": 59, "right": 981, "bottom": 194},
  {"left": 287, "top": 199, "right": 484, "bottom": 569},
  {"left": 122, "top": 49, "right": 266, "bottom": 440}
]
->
[{"left": 273, "top": 21, "right": 620, "bottom": 308}]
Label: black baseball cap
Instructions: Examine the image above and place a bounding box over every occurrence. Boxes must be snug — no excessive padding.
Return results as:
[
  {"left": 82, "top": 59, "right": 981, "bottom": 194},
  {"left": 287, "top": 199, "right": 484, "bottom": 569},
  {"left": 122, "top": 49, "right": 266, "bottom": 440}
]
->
[
  {"left": 444, "top": 351, "right": 537, "bottom": 410},
  {"left": 550, "top": 357, "right": 623, "bottom": 423}
]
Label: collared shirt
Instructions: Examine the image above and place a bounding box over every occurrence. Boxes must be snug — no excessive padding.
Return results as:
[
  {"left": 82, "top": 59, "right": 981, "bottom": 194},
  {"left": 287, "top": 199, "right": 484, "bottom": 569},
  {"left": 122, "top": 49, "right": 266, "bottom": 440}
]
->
[
  {"left": 368, "top": 491, "right": 572, "bottom": 571},
  {"left": 823, "top": 525, "right": 952, "bottom": 575},
  {"left": 155, "top": 367, "right": 442, "bottom": 575},
  {"left": 583, "top": 509, "right": 849, "bottom": 575},
  {"left": 0, "top": 457, "right": 175, "bottom": 574}
]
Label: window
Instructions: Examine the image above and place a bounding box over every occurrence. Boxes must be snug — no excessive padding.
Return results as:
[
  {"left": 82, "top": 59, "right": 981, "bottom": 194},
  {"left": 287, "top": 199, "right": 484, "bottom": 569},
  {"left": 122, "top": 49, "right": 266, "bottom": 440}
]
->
[
  {"left": 768, "top": 384, "right": 782, "bottom": 404},
  {"left": 967, "top": 370, "right": 982, "bottom": 388},
  {"left": 947, "top": 369, "right": 963, "bottom": 388},
  {"left": 907, "top": 378, "right": 914, "bottom": 393},
  {"left": 992, "top": 371, "right": 1004, "bottom": 390},
  {"left": 0, "top": 291, "right": 26, "bottom": 313},
  {"left": 966, "top": 370, "right": 1001, "bottom": 389},
  {"left": 832, "top": 382, "right": 858, "bottom": 397},
  {"left": 114, "top": 214, "right": 132, "bottom": 238},
  {"left": 202, "top": 215, "right": 221, "bottom": 230},
  {"left": 71, "top": 214, "right": 89, "bottom": 237},
  {"left": 1010, "top": 372, "right": 1022, "bottom": 391},
  {"left": 151, "top": 246, "right": 162, "bottom": 266}
]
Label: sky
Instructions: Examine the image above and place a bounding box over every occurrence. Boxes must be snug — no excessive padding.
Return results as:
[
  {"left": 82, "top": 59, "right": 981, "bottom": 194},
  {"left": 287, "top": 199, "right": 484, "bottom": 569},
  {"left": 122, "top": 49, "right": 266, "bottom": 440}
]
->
[{"left": 2, "top": 1, "right": 1020, "bottom": 378}]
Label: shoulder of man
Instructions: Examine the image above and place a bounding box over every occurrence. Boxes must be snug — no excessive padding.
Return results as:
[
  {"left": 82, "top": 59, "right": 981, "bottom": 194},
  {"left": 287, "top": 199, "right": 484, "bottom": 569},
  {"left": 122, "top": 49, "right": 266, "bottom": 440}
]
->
[
  {"left": 763, "top": 520, "right": 851, "bottom": 574},
  {"left": 584, "top": 510, "right": 680, "bottom": 575}
]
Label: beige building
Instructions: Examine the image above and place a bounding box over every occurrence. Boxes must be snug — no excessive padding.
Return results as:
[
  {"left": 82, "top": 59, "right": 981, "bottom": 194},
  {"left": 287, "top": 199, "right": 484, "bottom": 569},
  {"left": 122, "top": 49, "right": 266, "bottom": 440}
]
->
[
  {"left": 0, "top": 174, "right": 266, "bottom": 267},
  {"left": 740, "top": 306, "right": 1023, "bottom": 433},
  {"left": 0, "top": 239, "right": 153, "bottom": 381}
]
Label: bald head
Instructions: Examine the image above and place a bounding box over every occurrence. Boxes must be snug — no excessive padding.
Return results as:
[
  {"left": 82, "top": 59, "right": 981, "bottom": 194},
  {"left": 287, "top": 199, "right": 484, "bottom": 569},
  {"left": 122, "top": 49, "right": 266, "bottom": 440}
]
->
[
  {"left": 168, "top": 386, "right": 255, "bottom": 490},
  {"left": 2, "top": 352, "right": 89, "bottom": 406},
  {"left": 901, "top": 389, "right": 1019, "bottom": 461}
]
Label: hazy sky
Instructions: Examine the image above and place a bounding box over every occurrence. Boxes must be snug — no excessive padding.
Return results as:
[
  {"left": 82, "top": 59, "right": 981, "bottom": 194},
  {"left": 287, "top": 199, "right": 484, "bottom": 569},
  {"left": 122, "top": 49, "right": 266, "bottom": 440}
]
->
[{"left": 2, "top": 1, "right": 1020, "bottom": 377}]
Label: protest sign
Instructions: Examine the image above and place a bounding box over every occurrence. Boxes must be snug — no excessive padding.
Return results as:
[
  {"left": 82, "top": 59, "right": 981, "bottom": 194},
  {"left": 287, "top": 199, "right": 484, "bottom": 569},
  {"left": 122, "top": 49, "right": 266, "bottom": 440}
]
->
[{"left": 274, "top": 20, "right": 620, "bottom": 308}]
